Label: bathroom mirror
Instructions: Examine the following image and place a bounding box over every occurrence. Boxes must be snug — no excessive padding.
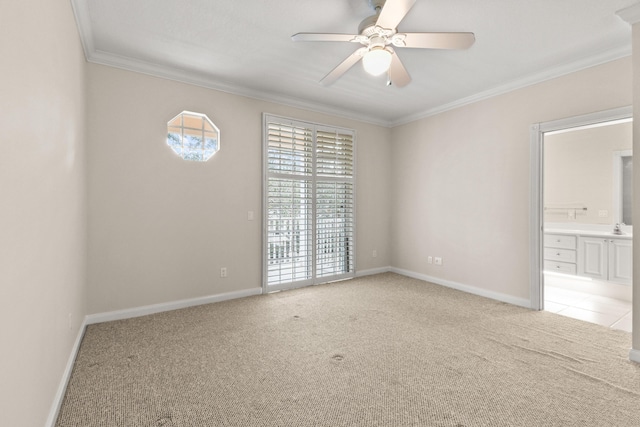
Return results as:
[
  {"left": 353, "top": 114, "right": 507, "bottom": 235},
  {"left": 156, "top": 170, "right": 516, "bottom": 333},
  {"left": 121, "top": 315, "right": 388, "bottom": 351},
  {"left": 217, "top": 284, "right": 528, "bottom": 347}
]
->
[{"left": 544, "top": 119, "right": 632, "bottom": 226}]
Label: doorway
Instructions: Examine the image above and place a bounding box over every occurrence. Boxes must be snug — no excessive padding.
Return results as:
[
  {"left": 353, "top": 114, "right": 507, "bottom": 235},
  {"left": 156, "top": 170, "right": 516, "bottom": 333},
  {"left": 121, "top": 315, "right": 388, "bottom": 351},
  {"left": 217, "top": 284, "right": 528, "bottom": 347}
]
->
[{"left": 530, "top": 107, "right": 633, "bottom": 331}]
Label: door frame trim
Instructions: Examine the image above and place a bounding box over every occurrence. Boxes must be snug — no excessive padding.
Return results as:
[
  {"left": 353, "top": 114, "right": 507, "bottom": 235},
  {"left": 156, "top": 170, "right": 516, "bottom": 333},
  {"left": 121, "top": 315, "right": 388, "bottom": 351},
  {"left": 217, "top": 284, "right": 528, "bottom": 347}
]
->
[{"left": 529, "top": 106, "right": 632, "bottom": 310}]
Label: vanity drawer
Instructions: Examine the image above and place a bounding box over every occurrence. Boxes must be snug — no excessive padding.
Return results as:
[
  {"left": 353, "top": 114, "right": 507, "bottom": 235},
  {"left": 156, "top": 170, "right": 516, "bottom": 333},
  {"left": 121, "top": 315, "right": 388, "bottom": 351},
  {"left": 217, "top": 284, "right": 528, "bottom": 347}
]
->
[
  {"left": 544, "top": 260, "right": 577, "bottom": 275},
  {"left": 543, "top": 247, "right": 577, "bottom": 263},
  {"left": 544, "top": 234, "right": 577, "bottom": 250}
]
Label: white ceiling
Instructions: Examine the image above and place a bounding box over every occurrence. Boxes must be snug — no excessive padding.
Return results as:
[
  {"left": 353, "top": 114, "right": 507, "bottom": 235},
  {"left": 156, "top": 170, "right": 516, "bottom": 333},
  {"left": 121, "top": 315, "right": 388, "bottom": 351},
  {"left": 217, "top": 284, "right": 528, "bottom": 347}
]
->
[{"left": 71, "top": 0, "right": 635, "bottom": 126}]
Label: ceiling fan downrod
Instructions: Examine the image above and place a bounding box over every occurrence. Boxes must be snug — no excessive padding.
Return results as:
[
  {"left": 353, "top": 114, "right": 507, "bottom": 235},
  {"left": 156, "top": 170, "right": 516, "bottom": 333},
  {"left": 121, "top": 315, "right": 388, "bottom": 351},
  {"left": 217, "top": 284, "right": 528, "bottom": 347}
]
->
[
  {"left": 360, "top": 0, "right": 388, "bottom": 35},
  {"left": 368, "top": 0, "right": 386, "bottom": 13}
]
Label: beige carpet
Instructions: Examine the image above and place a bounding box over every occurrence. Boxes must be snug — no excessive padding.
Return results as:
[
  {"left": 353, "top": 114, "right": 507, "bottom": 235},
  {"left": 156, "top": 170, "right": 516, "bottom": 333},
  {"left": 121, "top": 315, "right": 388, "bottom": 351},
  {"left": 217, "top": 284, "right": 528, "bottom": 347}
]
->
[{"left": 56, "top": 273, "right": 640, "bottom": 426}]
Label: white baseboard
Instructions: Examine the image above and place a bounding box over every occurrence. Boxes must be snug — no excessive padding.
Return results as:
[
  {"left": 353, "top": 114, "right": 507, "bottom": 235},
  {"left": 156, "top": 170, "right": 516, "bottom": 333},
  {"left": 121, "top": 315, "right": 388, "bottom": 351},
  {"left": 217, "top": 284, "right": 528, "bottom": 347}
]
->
[
  {"left": 356, "top": 266, "right": 391, "bottom": 277},
  {"left": 45, "top": 272, "right": 530, "bottom": 424},
  {"left": 47, "top": 286, "right": 263, "bottom": 426},
  {"left": 629, "top": 349, "right": 640, "bottom": 364},
  {"left": 390, "top": 267, "right": 531, "bottom": 308},
  {"left": 45, "top": 317, "right": 88, "bottom": 427},
  {"left": 86, "top": 287, "right": 263, "bottom": 325}
]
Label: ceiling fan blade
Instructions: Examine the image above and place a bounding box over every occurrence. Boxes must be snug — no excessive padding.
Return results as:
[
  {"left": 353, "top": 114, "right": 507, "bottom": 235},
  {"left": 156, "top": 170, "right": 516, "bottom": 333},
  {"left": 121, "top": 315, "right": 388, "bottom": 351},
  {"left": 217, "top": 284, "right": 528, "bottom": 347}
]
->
[
  {"left": 401, "top": 32, "right": 475, "bottom": 49},
  {"left": 320, "top": 48, "right": 367, "bottom": 86},
  {"left": 376, "top": 0, "right": 416, "bottom": 29},
  {"left": 292, "top": 33, "right": 358, "bottom": 42},
  {"left": 388, "top": 49, "right": 411, "bottom": 87}
]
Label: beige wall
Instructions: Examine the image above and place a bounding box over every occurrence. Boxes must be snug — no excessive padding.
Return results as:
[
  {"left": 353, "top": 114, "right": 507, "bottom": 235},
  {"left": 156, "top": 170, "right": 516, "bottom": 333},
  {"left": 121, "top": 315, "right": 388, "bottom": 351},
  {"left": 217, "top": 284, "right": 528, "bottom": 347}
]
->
[
  {"left": 0, "top": 0, "right": 87, "bottom": 426},
  {"left": 544, "top": 121, "right": 632, "bottom": 225},
  {"left": 86, "top": 64, "right": 391, "bottom": 314},
  {"left": 390, "top": 58, "right": 632, "bottom": 301}
]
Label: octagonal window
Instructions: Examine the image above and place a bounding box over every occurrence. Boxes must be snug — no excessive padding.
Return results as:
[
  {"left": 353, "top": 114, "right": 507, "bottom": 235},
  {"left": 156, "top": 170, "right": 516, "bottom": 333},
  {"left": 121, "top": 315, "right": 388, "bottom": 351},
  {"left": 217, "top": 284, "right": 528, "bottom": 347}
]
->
[{"left": 167, "top": 111, "right": 220, "bottom": 161}]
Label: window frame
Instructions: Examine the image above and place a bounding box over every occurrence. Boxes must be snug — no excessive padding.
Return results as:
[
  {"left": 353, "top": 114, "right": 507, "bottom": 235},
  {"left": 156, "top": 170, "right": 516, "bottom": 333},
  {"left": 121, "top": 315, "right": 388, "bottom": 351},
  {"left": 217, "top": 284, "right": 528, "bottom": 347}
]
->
[
  {"left": 167, "top": 110, "right": 220, "bottom": 162},
  {"left": 262, "top": 113, "right": 356, "bottom": 293}
]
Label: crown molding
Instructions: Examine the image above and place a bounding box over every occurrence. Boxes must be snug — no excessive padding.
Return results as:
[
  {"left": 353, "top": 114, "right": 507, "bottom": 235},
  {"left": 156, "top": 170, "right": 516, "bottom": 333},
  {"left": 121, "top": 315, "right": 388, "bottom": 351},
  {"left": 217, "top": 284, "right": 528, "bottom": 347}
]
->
[
  {"left": 89, "top": 49, "right": 391, "bottom": 127},
  {"left": 71, "top": 0, "right": 630, "bottom": 129},
  {"left": 70, "top": 1, "right": 389, "bottom": 127},
  {"left": 86, "top": 50, "right": 392, "bottom": 128},
  {"left": 617, "top": 2, "right": 640, "bottom": 25},
  {"left": 390, "top": 44, "right": 631, "bottom": 127},
  {"left": 85, "top": 43, "right": 630, "bottom": 130},
  {"left": 70, "top": 0, "right": 94, "bottom": 59}
]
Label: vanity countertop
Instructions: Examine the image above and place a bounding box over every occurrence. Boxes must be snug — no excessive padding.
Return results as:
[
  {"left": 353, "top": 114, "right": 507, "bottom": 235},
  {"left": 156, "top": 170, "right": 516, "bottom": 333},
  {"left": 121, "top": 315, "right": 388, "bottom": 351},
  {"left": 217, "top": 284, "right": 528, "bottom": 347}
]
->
[{"left": 545, "top": 228, "right": 632, "bottom": 240}]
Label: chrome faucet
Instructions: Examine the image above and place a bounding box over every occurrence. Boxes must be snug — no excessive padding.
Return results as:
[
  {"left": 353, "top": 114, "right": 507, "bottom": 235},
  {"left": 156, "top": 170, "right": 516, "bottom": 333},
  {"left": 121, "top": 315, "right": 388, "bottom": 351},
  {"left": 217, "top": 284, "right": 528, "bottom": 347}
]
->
[{"left": 613, "top": 223, "right": 625, "bottom": 234}]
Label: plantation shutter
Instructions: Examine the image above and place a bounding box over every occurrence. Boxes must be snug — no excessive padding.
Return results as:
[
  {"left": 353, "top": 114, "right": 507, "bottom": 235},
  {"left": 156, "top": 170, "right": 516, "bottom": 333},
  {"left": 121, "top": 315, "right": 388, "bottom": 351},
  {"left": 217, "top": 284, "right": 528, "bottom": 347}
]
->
[
  {"left": 265, "top": 121, "right": 314, "bottom": 287},
  {"left": 315, "top": 127, "right": 354, "bottom": 278},
  {"left": 264, "top": 115, "right": 355, "bottom": 291},
  {"left": 316, "top": 128, "right": 354, "bottom": 177}
]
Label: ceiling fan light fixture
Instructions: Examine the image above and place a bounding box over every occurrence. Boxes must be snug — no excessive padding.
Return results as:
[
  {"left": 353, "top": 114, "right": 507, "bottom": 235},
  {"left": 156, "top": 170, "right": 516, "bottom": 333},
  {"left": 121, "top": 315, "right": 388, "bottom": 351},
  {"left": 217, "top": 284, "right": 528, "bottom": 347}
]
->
[{"left": 362, "top": 48, "right": 392, "bottom": 76}]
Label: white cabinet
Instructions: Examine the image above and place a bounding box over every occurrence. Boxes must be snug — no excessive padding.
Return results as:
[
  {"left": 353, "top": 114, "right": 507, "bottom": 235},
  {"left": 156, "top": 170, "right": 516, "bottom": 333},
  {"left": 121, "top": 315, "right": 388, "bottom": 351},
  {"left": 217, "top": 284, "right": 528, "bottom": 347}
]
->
[
  {"left": 543, "top": 234, "right": 577, "bottom": 275},
  {"left": 609, "top": 239, "right": 633, "bottom": 285},
  {"left": 577, "top": 237, "right": 632, "bottom": 285},
  {"left": 577, "top": 237, "right": 607, "bottom": 280}
]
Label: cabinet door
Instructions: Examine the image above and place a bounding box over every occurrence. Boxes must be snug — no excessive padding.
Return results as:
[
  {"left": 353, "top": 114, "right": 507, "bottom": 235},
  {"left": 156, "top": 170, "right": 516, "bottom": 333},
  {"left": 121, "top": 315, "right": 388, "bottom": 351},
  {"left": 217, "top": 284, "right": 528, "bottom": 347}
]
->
[
  {"left": 608, "top": 239, "right": 632, "bottom": 285},
  {"left": 577, "top": 237, "right": 607, "bottom": 280}
]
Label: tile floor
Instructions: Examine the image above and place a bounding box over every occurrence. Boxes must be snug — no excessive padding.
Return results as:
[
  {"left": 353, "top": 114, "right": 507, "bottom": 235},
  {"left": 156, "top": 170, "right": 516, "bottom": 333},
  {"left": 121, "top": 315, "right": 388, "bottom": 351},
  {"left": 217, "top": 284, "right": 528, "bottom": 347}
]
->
[{"left": 544, "top": 285, "right": 632, "bottom": 332}]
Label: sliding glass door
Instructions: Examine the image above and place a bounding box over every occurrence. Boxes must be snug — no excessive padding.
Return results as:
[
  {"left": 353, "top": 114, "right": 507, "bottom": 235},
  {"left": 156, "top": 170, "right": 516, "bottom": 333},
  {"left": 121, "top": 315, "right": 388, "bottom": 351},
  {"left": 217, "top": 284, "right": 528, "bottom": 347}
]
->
[{"left": 263, "top": 115, "right": 355, "bottom": 292}]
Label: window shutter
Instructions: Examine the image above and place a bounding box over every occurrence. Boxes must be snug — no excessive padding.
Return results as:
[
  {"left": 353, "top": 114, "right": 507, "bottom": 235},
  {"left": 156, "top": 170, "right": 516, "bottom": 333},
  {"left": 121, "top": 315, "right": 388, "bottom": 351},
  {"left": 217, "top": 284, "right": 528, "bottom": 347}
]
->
[
  {"left": 266, "top": 178, "right": 313, "bottom": 285},
  {"left": 315, "top": 126, "right": 354, "bottom": 278},
  {"left": 264, "top": 115, "right": 355, "bottom": 290},
  {"left": 316, "top": 181, "right": 354, "bottom": 278},
  {"left": 266, "top": 120, "right": 314, "bottom": 286},
  {"left": 266, "top": 122, "right": 313, "bottom": 176},
  {"left": 316, "top": 128, "right": 354, "bottom": 177}
]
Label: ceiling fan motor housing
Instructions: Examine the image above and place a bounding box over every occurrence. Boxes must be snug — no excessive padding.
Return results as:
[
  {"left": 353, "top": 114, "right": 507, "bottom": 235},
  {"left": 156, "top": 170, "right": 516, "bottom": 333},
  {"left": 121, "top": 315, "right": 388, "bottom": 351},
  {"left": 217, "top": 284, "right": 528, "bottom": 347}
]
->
[
  {"left": 360, "top": 0, "right": 389, "bottom": 35},
  {"left": 358, "top": 14, "right": 380, "bottom": 36}
]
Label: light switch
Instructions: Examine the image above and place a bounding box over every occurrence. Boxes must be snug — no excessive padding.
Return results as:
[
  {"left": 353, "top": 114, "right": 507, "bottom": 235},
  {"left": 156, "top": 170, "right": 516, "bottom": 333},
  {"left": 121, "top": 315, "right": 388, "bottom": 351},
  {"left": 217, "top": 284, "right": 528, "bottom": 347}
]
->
[{"left": 248, "top": 211, "right": 254, "bottom": 221}]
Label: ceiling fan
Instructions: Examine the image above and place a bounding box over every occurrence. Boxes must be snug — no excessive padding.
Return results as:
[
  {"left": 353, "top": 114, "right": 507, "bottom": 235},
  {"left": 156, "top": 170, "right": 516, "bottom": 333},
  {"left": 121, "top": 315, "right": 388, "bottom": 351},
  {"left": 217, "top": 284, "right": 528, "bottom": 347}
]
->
[{"left": 291, "top": 0, "right": 475, "bottom": 87}]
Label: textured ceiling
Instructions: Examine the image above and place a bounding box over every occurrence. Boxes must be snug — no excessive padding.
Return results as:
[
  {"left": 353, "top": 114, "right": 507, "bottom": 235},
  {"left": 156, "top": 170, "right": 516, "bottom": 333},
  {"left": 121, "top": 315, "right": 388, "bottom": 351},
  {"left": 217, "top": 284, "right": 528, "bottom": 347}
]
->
[{"left": 71, "top": 0, "right": 635, "bottom": 126}]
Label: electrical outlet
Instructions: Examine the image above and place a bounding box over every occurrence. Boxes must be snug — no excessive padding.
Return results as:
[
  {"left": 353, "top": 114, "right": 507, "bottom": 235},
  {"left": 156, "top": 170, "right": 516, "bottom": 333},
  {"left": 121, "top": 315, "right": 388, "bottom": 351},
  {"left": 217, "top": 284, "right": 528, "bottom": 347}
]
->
[
  {"left": 598, "top": 210, "right": 608, "bottom": 218},
  {"left": 220, "top": 267, "right": 228, "bottom": 278},
  {"left": 427, "top": 256, "right": 433, "bottom": 264},
  {"left": 434, "top": 257, "right": 443, "bottom": 266},
  {"left": 372, "top": 250, "right": 378, "bottom": 258}
]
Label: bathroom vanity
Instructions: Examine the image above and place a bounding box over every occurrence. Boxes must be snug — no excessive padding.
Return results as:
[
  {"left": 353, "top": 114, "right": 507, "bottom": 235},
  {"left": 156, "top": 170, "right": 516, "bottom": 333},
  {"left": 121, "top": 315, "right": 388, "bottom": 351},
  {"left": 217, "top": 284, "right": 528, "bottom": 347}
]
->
[{"left": 544, "top": 228, "right": 632, "bottom": 285}]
